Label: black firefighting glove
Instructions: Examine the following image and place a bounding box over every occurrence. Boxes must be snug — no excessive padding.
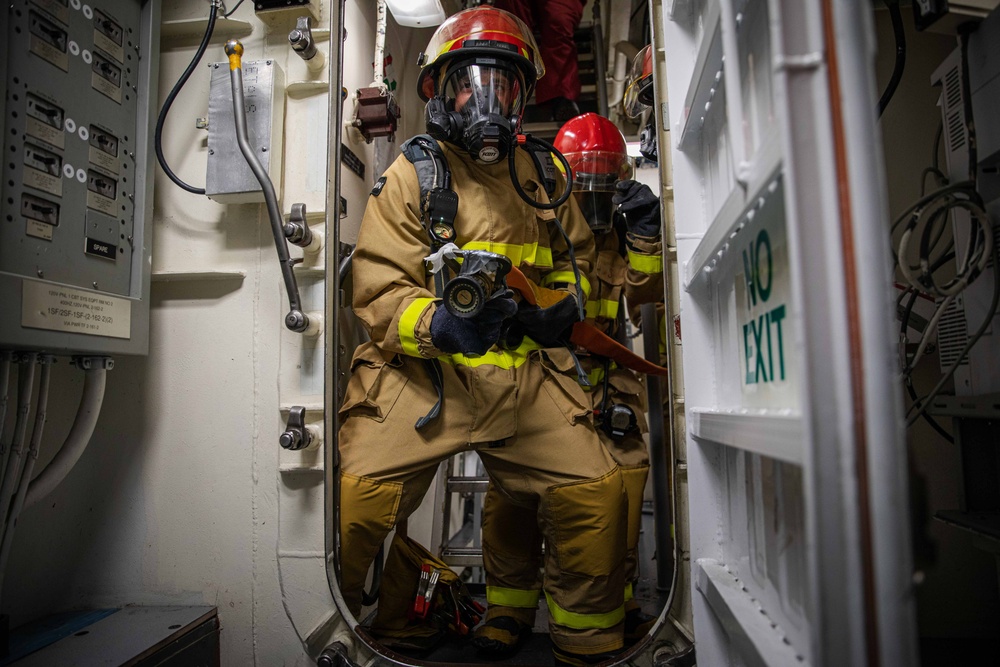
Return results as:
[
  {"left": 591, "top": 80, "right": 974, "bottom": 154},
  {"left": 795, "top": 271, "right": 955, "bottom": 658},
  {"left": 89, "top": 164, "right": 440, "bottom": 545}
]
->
[
  {"left": 613, "top": 179, "right": 661, "bottom": 238},
  {"left": 430, "top": 290, "right": 517, "bottom": 356},
  {"left": 513, "top": 294, "right": 580, "bottom": 348}
]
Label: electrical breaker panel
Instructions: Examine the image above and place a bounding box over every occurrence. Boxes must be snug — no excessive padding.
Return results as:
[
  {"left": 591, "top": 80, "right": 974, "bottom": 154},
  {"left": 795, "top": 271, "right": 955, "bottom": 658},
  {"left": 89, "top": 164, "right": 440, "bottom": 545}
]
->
[{"left": 0, "top": 0, "right": 159, "bottom": 355}]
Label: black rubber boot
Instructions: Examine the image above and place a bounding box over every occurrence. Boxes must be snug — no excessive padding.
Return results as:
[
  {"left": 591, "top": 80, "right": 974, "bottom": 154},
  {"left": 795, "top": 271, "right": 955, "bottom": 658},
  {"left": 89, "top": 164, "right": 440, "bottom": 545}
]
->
[
  {"left": 552, "top": 645, "right": 624, "bottom": 666},
  {"left": 470, "top": 615, "right": 533, "bottom": 657},
  {"left": 624, "top": 606, "right": 657, "bottom": 645}
]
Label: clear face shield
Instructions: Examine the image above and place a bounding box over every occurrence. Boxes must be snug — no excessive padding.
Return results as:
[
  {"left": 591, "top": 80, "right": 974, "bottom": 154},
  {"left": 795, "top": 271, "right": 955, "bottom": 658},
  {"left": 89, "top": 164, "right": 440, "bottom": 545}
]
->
[
  {"left": 440, "top": 63, "right": 525, "bottom": 163},
  {"left": 566, "top": 152, "right": 633, "bottom": 233}
]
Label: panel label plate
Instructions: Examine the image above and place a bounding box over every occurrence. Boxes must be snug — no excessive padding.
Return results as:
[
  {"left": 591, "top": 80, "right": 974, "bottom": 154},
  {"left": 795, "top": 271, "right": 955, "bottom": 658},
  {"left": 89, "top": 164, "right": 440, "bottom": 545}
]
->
[
  {"left": 26, "top": 116, "right": 64, "bottom": 149},
  {"left": 85, "top": 237, "right": 117, "bottom": 260},
  {"left": 22, "top": 280, "right": 131, "bottom": 339},
  {"left": 89, "top": 146, "right": 119, "bottom": 175},
  {"left": 86, "top": 190, "right": 116, "bottom": 216},
  {"left": 92, "top": 73, "right": 122, "bottom": 104},
  {"left": 29, "top": 35, "right": 68, "bottom": 72},
  {"left": 24, "top": 168, "right": 63, "bottom": 196},
  {"left": 26, "top": 220, "right": 54, "bottom": 241}
]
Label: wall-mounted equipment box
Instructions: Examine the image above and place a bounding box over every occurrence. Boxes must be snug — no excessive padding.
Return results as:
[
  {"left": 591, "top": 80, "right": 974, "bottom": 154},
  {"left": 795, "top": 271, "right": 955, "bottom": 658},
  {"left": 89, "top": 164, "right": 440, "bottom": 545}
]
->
[
  {"left": 0, "top": 0, "right": 161, "bottom": 356},
  {"left": 205, "top": 58, "right": 285, "bottom": 205}
]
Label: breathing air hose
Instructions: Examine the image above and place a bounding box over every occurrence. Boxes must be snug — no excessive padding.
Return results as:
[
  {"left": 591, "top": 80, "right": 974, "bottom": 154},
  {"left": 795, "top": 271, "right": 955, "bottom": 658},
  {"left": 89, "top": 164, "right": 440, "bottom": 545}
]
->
[{"left": 508, "top": 136, "right": 586, "bottom": 321}]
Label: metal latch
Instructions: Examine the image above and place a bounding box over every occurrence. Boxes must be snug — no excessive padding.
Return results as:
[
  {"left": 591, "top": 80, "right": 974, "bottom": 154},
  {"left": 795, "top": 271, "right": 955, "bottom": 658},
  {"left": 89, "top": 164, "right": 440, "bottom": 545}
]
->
[{"left": 279, "top": 406, "right": 312, "bottom": 450}]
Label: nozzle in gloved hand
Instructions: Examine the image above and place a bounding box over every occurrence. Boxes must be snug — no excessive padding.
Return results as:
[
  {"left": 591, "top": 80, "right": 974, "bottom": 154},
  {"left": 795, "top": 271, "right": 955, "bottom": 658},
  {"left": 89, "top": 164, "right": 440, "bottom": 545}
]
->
[
  {"left": 431, "top": 290, "right": 517, "bottom": 356},
  {"left": 514, "top": 294, "right": 580, "bottom": 348},
  {"left": 613, "top": 180, "right": 661, "bottom": 238}
]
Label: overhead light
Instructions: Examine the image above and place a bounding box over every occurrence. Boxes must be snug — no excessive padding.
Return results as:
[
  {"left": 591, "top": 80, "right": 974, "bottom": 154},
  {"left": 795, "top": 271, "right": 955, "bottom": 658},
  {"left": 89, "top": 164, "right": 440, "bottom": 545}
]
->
[{"left": 384, "top": 0, "right": 446, "bottom": 27}]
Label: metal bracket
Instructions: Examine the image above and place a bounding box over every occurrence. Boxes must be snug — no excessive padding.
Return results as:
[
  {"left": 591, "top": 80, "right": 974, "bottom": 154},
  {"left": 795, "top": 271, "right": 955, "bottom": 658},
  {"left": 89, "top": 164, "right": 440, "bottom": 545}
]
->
[
  {"left": 279, "top": 406, "right": 312, "bottom": 451},
  {"left": 654, "top": 644, "right": 696, "bottom": 667},
  {"left": 288, "top": 16, "right": 318, "bottom": 61},
  {"left": 71, "top": 356, "right": 115, "bottom": 371},
  {"left": 316, "top": 641, "right": 354, "bottom": 667},
  {"left": 284, "top": 203, "right": 314, "bottom": 248}
]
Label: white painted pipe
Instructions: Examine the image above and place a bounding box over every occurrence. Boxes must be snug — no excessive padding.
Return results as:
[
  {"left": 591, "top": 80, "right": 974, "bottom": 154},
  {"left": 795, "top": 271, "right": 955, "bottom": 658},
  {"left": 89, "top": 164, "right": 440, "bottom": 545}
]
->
[
  {"left": 372, "top": 0, "right": 387, "bottom": 90},
  {"left": 0, "top": 356, "right": 52, "bottom": 589},
  {"left": 23, "top": 366, "right": 107, "bottom": 510}
]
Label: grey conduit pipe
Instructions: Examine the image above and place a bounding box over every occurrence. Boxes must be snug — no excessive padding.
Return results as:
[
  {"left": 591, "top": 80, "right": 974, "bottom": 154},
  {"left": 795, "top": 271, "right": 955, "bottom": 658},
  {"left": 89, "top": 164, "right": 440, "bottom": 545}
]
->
[
  {"left": 0, "top": 356, "right": 52, "bottom": 593},
  {"left": 23, "top": 364, "right": 108, "bottom": 510},
  {"left": 641, "top": 303, "right": 674, "bottom": 591},
  {"left": 0, "top": 354, "right": 38, "bottom": 543},
  {"left": 0, "top": 352, "right": 13, "bottom": 480}
]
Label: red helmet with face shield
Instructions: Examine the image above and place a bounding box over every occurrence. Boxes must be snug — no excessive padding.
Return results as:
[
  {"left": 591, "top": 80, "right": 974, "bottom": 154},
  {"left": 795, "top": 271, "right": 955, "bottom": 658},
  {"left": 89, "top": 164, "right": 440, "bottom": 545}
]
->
[
  {"left": 554, "top": 113, "right": 632, "bottom": 232},
  {"left": 418, "top": 7, "right": 543, "bottom": 113},
  {"left": 418, "top": 7, "right": 544, "bottom": 163},
  {"left": 623, "top": 45, "right": 654, "bottom": 120}
]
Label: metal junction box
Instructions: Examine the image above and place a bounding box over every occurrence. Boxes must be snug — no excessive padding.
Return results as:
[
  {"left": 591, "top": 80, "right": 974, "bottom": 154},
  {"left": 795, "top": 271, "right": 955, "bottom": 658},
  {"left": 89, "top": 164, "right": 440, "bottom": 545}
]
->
[
  {"left": 0, "top": 0, "right": 160, "bottom": 356},
  {"left": 205, "top": 58, "right": 285, "bottom": 204}
]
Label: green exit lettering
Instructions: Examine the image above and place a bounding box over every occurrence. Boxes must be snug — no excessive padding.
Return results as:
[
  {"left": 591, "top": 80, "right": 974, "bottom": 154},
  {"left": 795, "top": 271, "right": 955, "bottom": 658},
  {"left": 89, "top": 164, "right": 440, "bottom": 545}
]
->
[
  {"left": 741, "top": 229, "right": 787, "bottom": 385},
  {"left": 743, "top": 304, "right": 786, "bottom": 384}
]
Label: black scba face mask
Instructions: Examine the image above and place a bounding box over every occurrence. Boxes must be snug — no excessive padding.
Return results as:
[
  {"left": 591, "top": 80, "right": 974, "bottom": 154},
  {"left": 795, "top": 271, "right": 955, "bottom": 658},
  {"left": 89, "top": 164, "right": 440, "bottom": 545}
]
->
[{"left": 425, "top": 61, "right": 524, "bottom": 164}]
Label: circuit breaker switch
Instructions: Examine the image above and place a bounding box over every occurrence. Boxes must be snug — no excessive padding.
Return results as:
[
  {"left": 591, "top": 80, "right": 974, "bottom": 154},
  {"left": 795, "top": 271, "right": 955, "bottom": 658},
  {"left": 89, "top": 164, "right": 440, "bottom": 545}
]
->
[{"left": 353, "top": 87, "right": 400, "bottom": 143}]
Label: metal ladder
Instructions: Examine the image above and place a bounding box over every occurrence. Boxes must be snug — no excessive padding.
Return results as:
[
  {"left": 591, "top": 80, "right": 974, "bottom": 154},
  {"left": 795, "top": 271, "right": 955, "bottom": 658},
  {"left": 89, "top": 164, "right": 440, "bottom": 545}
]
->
[{"left": 430, "top": 452, "right": 489, "bottom": 569}]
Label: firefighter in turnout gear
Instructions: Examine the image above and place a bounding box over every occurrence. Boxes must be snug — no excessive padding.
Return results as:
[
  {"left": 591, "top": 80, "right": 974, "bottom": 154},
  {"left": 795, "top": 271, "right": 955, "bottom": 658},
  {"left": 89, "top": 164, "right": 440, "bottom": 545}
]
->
[
  {"left": 337, "top": 8, "right": 630, "bottom": 661},
  {"left": 624, "top": 44, "right": 659, "bottom": 163},
  {"left": 473, "top": 113, "right": 664, "bottom": 663}
]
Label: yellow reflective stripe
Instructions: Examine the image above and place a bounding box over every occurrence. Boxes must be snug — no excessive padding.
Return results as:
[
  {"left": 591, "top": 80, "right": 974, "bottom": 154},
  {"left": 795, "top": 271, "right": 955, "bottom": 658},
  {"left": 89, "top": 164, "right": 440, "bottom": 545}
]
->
[
  {"left": 463, "top": 241, "right": 523, "bottom": 266},
  {"left": 585, "top": 298, "right": 618, "bottom": 320},
  {"left": 544, "top": 592, "right": 625, "bottom": 630},
  {"left": 461, "top": 241, "right": 555, "bottom": 269},
  {"left": 399, "top": 298, "right": 435, "bottom": 357},
  {"left": 486, "top": 586, "right": 540, "bottom": 609},
  {"left": 543, "top": 271, "right": 591, "bottom": 298},
  {"left": 627, "top": 250, "right": 663, "bottom": 275},
  {"left": 523, "top": 243, "right": 553, "bottom": 268},
  {"left": 625, "top": 582, "right": 634, "bottom": 602},
  {"left": 441, "top": 337, "right": 543, "bottom": 369}
]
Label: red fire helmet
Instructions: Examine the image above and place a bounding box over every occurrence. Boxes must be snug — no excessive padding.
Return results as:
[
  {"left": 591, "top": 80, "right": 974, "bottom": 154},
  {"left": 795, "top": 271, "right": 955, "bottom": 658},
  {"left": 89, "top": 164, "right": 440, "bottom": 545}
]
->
[
  {"left": 417, "top": 7, "right": 544, "bottom": 103},
  {"left": 624, "top": 45, "right": 654, "bottom": 119},
  {"left": 554, "top": 112, "right": 632, "bottom": 190}
]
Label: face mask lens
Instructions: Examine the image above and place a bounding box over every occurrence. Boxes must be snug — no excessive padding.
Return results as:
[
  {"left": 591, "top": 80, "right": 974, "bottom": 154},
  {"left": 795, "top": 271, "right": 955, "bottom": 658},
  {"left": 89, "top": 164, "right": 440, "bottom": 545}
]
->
[{"left": 446, "top": 64, "right": 522, "bottom": 117}]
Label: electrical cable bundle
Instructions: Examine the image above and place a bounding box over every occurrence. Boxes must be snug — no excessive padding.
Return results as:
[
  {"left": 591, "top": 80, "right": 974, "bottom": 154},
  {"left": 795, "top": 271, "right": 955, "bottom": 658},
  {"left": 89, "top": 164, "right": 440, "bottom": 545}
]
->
[{"left": 892, "top": 173, "right": 998, "bottom": 436}]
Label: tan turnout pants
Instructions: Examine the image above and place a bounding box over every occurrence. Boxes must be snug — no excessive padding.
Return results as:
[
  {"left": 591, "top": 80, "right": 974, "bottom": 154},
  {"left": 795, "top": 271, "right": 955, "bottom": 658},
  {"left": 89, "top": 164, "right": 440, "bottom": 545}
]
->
[{"left": 338, "top": 346, "right": 628, "bottom": 655}]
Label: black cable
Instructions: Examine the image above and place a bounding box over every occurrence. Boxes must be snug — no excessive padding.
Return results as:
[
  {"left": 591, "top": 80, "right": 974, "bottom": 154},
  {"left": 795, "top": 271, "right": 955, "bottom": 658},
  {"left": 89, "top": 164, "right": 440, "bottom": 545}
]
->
[
  {"left": 905, "top": 377, "right": 954, "bottom": 443},
  {"left": 223, "top": 0, "right": 246, "bottom": 17},
  {"left": 877, "top": 0, "right": 905, "bottom": 118},
  {"left": 154, "top": 2, "right": 219, "bottom": 194},
  {"left": 907, "top": 242, "right": 1000, "bottom": 427}
]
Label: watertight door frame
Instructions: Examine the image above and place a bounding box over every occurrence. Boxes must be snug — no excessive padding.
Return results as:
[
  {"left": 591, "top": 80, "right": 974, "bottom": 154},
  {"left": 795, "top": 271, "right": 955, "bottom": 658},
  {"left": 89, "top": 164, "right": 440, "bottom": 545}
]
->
[{"left": 659, "top": 0, "right": 918, "bottom": 664}]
